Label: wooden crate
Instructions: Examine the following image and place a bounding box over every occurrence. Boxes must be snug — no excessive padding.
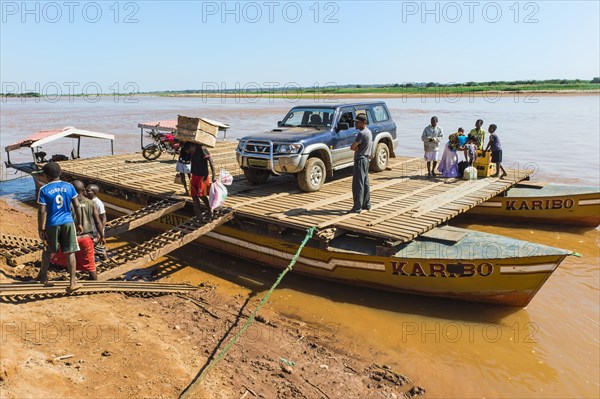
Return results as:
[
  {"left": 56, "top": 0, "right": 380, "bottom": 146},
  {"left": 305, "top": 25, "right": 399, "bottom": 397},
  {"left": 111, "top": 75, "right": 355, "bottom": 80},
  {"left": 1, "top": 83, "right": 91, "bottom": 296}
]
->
[
  {"left": 177, "top": 130, "right": 216, "bottom": 148},
  {"left": 177, "top": 115, "right": 219, "bottom": 136}
]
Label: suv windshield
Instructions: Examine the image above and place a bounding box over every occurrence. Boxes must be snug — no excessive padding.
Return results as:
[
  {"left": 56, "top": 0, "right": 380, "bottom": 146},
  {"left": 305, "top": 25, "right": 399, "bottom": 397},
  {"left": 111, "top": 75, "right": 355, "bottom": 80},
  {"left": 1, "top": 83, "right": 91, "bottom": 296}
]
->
[{"left": 280, "top": 108, "right": 335, "bottom": 128}]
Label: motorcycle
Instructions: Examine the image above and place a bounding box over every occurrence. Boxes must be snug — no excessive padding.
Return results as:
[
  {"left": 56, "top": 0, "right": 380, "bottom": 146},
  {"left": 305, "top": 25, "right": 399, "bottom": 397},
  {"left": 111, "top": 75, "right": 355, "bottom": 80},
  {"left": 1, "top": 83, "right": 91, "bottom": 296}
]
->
[{"left": 142, "top": 130, "right": 181, "bottom": 160}]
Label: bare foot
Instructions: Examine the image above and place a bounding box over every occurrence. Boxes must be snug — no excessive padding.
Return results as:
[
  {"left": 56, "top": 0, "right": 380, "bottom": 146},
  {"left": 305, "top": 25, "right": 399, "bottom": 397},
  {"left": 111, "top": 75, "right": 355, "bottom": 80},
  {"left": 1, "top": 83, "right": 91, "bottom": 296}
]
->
[
  {"left": 67, "top": 283, "right": 83, "bottom": 294},
  {"left": 35, "top": 275, "right": 52, "bottom": 286}
]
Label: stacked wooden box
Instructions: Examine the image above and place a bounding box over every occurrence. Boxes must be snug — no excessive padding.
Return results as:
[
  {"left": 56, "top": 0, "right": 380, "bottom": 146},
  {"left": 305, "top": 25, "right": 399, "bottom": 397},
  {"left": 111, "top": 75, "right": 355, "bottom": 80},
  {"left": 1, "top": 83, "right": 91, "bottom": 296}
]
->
[{"left": 176, "top": 115, "right": 223, "bottom": 147}]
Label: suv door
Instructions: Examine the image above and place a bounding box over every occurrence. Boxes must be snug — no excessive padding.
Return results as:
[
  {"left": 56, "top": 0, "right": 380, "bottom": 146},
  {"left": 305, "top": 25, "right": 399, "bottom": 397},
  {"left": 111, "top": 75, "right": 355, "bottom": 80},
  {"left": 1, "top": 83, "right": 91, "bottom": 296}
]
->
[
  {"left": 354, "top": 106, "right": 377, "bottom": 136},
  {"left": 331, "top": 107, "right": 358, "bottom": 166}
]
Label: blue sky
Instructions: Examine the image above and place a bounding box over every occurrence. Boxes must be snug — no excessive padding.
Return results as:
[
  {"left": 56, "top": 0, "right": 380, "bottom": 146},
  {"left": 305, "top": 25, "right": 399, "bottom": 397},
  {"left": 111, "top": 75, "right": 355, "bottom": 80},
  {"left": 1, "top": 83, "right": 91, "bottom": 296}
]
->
[{"left": 1, "top": 1, "right": 599, "bottom": 92}]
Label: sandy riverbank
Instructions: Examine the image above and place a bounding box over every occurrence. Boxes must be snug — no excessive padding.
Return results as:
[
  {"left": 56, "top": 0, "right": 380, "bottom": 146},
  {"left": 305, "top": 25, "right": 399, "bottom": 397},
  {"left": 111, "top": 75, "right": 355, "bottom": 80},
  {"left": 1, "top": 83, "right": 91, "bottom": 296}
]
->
[{"left": 0, "top": 199, "right": 424, "bottom": 399}]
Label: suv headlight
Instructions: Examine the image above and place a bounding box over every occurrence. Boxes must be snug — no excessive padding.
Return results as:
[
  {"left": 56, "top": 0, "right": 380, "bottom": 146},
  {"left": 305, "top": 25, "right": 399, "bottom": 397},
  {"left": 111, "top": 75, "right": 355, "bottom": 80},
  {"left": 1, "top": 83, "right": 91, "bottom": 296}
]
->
[
  {"left": 277, "top": 144, "right": 302, "bottom": 154},
  {"left": 237, "top": 141, "right": 246, "bottom": 151}
]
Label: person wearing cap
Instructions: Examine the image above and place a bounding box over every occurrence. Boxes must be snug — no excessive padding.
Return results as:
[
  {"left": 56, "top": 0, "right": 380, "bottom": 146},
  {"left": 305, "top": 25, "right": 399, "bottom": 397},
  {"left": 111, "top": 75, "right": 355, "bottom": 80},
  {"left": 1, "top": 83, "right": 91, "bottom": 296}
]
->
[
  {"left": 348, "top": 114, "right": 373, "bottom": 213},
  {"left": 421, "top": 116, "right": 444, "bottom": 177}
]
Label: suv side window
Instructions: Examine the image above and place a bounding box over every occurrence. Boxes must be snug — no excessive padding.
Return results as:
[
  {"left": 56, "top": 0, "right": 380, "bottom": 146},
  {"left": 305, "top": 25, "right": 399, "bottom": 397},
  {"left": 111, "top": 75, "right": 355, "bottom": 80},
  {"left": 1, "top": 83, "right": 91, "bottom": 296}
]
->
[
  {"left": 337, "top": 108, "right": 355, "bottom": 128},
  {"left": 354, "top": 107, "right": 374, "bottom": 124},
  {"left": 285, "top": 111, "right": 304, "bottom": 126},
  {"left": 371, "top": 105, "right": 389, "bottom": 122}
]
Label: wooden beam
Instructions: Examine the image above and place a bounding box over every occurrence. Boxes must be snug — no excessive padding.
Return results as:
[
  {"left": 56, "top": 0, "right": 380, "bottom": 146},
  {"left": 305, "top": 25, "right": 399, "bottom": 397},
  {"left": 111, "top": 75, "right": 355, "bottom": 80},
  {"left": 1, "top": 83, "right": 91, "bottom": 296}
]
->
[
  {"left": 274, "top": 178, "right": 410, "bottom": 220},
  {"left": 105, "top": 200, "right": 186, "bottom": 237},
  {"left": 0, "top": 281, "right": 197, "bottom": 297},
  {"left": 411, "top": 178, "right": 498, "bottom": 218},
  {"left": 98, "top": 210, "right": 235, "bottom": 281}
]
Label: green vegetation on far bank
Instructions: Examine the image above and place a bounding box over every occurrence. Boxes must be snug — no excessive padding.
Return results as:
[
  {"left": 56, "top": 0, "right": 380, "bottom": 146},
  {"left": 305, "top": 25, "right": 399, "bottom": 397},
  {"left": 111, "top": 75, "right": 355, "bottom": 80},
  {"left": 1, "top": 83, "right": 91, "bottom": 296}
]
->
[
  {"left": 2, "top": 79, "right": 599, "bottom": 98},
  {"left": 150, "top": 78, "right": 600, "bottom": 96}
]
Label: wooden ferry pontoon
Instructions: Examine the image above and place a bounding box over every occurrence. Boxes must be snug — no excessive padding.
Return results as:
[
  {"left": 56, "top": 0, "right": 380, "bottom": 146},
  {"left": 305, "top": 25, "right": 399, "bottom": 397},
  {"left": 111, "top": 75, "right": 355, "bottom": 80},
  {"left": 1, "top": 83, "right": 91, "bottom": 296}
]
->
[
  {"left": 21, "top": 138, "right": 568, "bottom": 307},
  {"left": 468, "top": 181, "right": 600, "bottom": 227}
]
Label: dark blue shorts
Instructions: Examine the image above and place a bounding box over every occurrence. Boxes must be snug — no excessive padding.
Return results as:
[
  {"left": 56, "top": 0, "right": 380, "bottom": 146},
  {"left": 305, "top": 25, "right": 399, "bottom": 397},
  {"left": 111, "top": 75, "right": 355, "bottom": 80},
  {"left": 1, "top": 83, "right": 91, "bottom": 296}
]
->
[{"left": 491, "top": 150, "right": 502, "bottom": 163}]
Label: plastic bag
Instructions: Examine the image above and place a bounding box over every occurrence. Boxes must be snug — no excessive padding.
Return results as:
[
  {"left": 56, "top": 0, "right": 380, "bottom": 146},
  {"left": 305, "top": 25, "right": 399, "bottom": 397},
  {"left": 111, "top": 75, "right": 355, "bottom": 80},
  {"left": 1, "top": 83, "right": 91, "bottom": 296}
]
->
[
  {"left": 209, "top": 180, "right": 228, "bottom": 210},
  {"left": 219, "top": 169, "right": 233, "bottom": 186},
  {"left": 463, "top": 166, "right": 478, "bottom": 180}
]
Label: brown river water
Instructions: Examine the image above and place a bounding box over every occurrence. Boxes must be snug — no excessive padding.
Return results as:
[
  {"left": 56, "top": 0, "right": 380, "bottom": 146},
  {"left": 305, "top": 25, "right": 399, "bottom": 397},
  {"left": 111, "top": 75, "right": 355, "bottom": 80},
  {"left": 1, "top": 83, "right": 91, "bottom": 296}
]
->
[{"left": 0, "top": 95, "right": 598, "bottom": 397}]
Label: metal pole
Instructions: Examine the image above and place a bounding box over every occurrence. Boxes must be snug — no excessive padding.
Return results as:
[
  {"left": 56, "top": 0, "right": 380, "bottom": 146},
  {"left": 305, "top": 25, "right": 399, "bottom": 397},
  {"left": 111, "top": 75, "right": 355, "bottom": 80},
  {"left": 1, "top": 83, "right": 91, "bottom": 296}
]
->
[{"left": 77, "top": 137, "right": 81, "bottom": 158}]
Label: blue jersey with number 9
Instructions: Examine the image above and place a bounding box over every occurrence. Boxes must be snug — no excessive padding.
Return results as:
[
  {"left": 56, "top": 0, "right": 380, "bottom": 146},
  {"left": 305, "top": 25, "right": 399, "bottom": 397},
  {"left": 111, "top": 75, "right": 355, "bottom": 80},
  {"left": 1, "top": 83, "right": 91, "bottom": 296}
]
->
[{"left": 37, "top": 181, "right": 78, "bottom": 227}]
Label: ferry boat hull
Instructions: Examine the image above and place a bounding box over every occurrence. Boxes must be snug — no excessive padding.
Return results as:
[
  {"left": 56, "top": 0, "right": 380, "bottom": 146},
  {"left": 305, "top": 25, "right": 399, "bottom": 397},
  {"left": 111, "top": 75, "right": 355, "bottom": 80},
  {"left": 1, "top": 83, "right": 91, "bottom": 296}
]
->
[
  {"left": 100, "top": 193, "right": 571, "bottom": 307},
  {"left": 470, "top": 183, "right": 600, "bottom": 227}
]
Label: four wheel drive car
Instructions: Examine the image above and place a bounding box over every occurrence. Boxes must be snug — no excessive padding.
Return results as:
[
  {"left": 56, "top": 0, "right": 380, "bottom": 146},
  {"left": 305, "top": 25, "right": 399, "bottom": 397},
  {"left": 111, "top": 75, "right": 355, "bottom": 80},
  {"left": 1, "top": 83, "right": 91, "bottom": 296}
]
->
[{"left": 235, "top": 102, "right": 398, "bottom": 192}]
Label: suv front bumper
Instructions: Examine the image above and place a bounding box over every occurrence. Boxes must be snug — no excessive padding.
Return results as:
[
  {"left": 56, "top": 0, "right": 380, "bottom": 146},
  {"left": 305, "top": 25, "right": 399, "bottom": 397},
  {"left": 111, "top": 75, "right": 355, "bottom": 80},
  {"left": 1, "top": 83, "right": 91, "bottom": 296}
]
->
[{"left": 236, "top": 151, "right": 309, "bottom": 174}]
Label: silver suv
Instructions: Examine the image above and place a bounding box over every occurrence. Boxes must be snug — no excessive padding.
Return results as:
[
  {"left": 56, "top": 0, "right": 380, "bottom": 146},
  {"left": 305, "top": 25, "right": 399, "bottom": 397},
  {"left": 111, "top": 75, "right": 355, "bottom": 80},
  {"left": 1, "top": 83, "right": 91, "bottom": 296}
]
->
[{"left": 236, "top": 102, "right": 398, "bottom": 192}]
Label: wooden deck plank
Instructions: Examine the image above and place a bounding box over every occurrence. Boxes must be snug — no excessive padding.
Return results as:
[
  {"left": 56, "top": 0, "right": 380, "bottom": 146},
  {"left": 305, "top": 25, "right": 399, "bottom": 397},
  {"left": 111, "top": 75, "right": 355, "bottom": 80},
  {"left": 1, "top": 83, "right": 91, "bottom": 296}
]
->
[{"left": 57, "top": 143, "right": 532, "bottom": 245}]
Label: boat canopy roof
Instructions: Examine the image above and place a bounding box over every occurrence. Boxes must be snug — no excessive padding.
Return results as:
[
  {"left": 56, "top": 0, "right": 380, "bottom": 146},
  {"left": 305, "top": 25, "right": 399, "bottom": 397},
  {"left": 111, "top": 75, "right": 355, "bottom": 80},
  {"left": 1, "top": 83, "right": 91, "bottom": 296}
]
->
[{"left": 5, "top": 127, "right": 115, "bottom": 152}]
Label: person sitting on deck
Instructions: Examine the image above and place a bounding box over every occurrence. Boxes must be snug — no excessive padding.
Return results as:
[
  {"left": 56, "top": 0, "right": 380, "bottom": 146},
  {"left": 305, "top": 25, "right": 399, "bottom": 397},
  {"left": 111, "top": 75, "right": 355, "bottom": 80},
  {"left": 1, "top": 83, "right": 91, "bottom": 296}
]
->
[
  {"left": 37, "top": 162, "right": 83, "bottom": 292},
  {"left": 50, "top": 180, "right": 104, "bottom": 280},
  {"left": 85, "top": 184, "right": 109, "bottom": 261},
  {"left": 188, "top": 143, "right": 216, "bottom": 219}
]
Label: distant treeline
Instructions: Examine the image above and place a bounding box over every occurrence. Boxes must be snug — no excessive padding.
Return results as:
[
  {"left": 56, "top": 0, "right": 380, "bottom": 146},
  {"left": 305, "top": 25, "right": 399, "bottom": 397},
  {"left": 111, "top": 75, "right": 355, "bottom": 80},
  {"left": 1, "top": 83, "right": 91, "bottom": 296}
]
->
[
  {"left": 1, "top": 92, "right": 41, "bottom": 97},
  {"left": 2, "top": 79, "right": 599, "bottom": 97},
  {"left": 150, "top": 78, "right": 600, "bottom": 95}
]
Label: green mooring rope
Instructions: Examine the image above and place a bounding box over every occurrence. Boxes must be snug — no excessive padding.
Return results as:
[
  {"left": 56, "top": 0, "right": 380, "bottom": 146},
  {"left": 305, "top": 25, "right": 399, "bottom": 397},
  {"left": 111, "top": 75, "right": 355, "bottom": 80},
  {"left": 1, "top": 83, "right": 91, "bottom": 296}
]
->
[{"left": 180, "top": 226, "right": 317, "bottom": 399}]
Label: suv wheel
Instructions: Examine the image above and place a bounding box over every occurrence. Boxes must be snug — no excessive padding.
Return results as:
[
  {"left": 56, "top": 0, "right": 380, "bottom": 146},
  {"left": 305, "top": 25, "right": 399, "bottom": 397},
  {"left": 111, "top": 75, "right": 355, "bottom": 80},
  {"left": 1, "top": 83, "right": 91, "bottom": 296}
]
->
[
  {"left": 244, "top": 168, "right": 270, "bottom": 184},
  {"left": 370, "top": 142, "right": 389, "bottom": 172},
  {"left": 298, "top": 157, "right": 326, "bottom": 192}
]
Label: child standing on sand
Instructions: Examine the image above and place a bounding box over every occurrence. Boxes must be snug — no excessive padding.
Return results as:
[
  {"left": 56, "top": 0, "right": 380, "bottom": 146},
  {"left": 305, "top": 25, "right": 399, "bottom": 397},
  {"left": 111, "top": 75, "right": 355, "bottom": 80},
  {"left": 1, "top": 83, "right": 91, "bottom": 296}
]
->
[
  {"left": 485, "top": 124, "right": 508, "bottom": 178},
  {"left": 37, "top": 162, "right": 83, "bottom": 292}
]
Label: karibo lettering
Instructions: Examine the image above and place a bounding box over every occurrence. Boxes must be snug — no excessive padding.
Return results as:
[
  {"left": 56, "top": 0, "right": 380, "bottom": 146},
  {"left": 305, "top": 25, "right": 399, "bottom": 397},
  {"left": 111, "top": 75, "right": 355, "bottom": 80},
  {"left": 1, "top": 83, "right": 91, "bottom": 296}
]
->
[
  {"left": 505, "top": 198, "right": 574, "bottom": 211},
  {"left": 391, "top": 261, "right": 494, "bottom": 277}
]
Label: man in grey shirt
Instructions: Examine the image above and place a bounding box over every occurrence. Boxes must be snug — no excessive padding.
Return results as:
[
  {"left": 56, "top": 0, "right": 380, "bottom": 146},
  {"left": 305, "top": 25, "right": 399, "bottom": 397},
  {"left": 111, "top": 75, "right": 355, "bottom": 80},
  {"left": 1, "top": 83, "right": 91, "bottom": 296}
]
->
[
  {"left": 421, "top": 116, "right": 444, "bottom": 177},
  {"left": 349, "top": 114, "right": 373, "bottom": 213}
]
